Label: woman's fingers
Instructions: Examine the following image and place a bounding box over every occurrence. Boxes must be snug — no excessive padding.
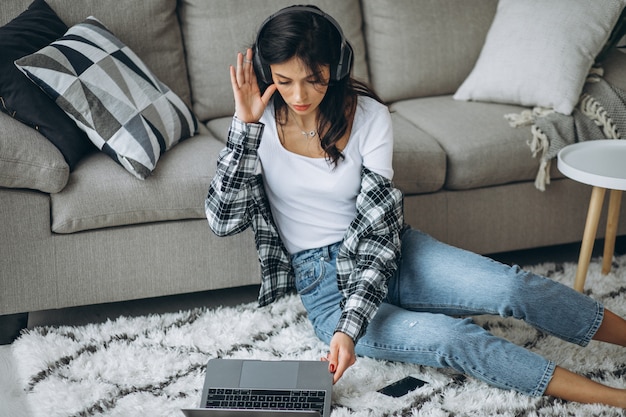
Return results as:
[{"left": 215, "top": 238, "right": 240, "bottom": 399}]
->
[
  {"left": 229, "top": 64, "right": 238, "bottom": 91},
  {"left": 326, "top": 332, "right": 357, "bottom": 384},
  {"left": 235, "top": 49, "right": 255, "bottom": 87},
  {"left": 233, "top": 50, "right": 257, "bottom": 90},
  {"left": 244, "top": 48, "right": 254, "bottom": 85},
  {"left": 231, "top": 48, "right": 270, "bottom": 123},
  {"left": 236, "top": 52, "right": 246, "bottom": 87},
  {"left": 261, "top": 83, "right": 278, "bottom": 105}
]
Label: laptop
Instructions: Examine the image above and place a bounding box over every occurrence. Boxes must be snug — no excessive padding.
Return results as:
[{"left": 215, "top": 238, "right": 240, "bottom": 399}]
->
[{"left": 181, "top": 358, "right": 333, "bottom": 417}]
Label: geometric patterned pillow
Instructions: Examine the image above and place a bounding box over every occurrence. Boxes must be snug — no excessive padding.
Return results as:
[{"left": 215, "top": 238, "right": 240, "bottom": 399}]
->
[{"left": 15, "top": 16, "right": 198, "bottom": 179}]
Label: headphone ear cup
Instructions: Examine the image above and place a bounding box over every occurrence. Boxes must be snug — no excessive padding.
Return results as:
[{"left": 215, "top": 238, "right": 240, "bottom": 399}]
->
[
  {"left": 334, "top": 41, "right": 353, "bottom": 81},
  {"left": 253, "top": 45, "right": 272, "bottom": 85}
]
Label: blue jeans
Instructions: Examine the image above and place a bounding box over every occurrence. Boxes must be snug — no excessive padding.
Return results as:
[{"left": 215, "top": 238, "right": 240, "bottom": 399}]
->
[{"left": 291, "top": 228, "right": 604, "bottom": 397}]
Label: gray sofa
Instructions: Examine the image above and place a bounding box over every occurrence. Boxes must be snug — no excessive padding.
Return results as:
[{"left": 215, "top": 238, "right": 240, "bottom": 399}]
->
[{"left": 2, "top": 0, "right": 626, "bottom": 341}]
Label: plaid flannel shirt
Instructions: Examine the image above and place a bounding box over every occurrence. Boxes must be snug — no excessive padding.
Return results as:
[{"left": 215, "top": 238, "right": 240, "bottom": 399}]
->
[{"left": 205, "top": 117, "right": 405, "bottom": 342}]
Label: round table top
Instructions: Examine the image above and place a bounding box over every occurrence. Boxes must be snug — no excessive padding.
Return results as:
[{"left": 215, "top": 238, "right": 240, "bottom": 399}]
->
[{"left": 557, "top": 140, "right": 626, "bottom": 190}]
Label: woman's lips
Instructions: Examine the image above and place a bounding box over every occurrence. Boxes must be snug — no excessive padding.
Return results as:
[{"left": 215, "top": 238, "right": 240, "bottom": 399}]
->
[{"left": 293, "top": 104, "right": 310, "bottom": 112}]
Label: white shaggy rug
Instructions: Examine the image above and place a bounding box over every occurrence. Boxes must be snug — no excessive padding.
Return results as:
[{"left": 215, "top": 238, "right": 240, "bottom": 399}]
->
[{"left": 10, "top": 255, "right": 626, "bottom": 417}]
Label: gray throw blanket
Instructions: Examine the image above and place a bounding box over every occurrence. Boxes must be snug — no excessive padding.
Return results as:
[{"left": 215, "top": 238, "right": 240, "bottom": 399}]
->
[{"left": 506, "top": 70, "right": 626, "bottom": 190}]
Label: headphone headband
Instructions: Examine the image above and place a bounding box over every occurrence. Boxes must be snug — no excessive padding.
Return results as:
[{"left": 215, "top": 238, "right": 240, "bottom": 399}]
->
[{"left": 253, "top": 6, "right": 353, "bottom": 84}]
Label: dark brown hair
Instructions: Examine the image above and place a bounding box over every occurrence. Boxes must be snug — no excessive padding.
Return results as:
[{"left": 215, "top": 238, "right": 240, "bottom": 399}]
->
[{"left": 254, "top": 5, "right": 383, "bottom": 165}]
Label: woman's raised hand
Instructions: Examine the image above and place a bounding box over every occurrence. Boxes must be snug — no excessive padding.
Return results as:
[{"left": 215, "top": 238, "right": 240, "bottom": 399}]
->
[{"left": 230, "top": 48, "right": 277, "bottom": 124}]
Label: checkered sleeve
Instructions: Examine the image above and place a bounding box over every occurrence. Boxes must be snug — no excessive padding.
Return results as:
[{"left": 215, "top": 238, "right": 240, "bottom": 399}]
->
[
  {"left": 205, "top": 117, "right": 264, "bottom": 236},
  {"left": 335, "top": 167, "right": 405, "bottom": 342}
]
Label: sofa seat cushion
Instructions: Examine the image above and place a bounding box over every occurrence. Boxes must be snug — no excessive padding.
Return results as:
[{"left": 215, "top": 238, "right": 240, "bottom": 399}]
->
[
  {"left": 51, "top": 128, "right": 221, "bottom": 234},
  {"left": 206, "top": 114, "right": 446, "bottom": 195},
  {"left": 391, "top": 96, "right": 563, "bottom": 191},
  {"left": 389, "top": 113, "right": 446, "bottom": 194},
  {"left": 180, "top": 0, "right": 370, "bottom": 121}
]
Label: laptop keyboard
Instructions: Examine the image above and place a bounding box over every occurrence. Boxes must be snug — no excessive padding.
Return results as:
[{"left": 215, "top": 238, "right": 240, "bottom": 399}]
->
[{"left": 205, "top": 387, "right": 326, "bottom": 416}]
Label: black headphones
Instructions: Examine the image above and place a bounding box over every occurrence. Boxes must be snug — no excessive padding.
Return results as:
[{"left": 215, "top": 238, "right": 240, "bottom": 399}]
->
[{"left": 253, "top": 5, "right": 354, "bottom": 85}]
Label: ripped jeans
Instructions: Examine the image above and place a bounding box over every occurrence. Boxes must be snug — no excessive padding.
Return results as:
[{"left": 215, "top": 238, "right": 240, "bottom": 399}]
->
[{"left": 291, "top": 227, "right": 604, "bottom": 397}]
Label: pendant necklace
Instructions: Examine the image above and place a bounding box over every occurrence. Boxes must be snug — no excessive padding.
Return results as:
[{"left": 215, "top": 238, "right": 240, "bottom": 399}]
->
[{"left": 291, "top": 113, "right": 317, "bottom": 139}]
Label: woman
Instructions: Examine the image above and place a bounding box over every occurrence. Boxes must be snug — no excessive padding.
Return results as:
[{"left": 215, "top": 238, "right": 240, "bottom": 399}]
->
[{"left": 206, "top": 4, "right": 626, "bottom": 408}]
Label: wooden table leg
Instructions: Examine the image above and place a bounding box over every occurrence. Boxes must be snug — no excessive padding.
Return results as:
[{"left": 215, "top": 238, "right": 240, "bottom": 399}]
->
[
  {"left": 602, "top": 189, "right": 623, "bottom": 275},
  {"left": 574, "top": 186, "right": 606, "bottom": 292}
]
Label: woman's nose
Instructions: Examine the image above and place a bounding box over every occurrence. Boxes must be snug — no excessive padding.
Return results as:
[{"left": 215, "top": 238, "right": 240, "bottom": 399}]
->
[{"left": 294, "top": 83, "right": 306, "bottom": 101}]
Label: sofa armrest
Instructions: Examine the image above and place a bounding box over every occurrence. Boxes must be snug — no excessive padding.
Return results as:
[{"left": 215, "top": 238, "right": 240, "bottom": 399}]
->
[
  {"left": 603, "top": 48, "right": 626, "bottom": 92},
  {"left": 0, "top": 112, "right": 69, "bottom": 193}
]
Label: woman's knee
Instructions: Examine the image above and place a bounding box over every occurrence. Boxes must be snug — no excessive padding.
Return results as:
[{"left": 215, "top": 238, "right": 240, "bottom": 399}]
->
[
  {"left": 359, "top": 310, "right": 485, "bottom": 359},
  {"left": 360, "top": 318, "right": 501, "bottom": 378}
]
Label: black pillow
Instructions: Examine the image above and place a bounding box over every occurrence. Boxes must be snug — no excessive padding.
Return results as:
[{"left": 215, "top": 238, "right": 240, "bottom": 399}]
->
[{"left": 0, "top": 0, "right": 93, "bottom": 170}]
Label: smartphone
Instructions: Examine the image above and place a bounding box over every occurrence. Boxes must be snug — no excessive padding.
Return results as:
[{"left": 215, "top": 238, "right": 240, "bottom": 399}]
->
[{"left": 377, "top": 375, "right": 428, "bottom": 397}]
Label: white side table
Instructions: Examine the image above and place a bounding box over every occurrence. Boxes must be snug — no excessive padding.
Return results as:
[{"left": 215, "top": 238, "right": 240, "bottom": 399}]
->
[{"left": 557, "top": 140, "right": 626, "bottom": 292}]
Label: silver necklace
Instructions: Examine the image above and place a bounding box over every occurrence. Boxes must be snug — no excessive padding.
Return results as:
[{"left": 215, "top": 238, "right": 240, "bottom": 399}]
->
[{"left": 291, "top": 114, "right": 317, "bottom": 139}]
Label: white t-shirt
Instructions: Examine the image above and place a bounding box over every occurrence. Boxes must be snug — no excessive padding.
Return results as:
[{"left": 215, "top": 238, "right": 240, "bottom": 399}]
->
[{"left": 258, "top": 96, "right": 393, "bottom": 254}]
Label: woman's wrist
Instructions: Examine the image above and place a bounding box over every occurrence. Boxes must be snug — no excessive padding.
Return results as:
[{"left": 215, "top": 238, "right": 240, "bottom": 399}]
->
[{"left": 234, "top": 114, "right": 262, "bottom": 125}]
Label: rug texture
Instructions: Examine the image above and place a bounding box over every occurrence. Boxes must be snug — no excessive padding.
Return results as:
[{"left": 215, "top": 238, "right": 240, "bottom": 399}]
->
[{"left": 11, "top": 254, "right": 626, "bottom": 417}]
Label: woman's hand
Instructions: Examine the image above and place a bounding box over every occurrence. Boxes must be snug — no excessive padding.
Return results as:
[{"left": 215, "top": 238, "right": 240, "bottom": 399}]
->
[
  {"left": 230, "top": 48, "right": 277, "bottom": 124},
  {"left": 323, "top": 332, "right": 356, "bottom": 384}
]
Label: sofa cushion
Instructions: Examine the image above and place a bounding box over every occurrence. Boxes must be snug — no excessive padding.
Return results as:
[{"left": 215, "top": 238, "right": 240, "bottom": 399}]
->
[
  {"left": 0, "top": 0, "right": 93, "bottom": 170},
  {"left": 391, "top": 97, "right": 563, "bottom": 191},
  {"left": 453, "top": 0, "right": 626, "bottom": 115},
  {"left": 180, "top": 0, "right": 370, "bottom": 121},
  {"left": 51, "top": 127, "right": 221, "bottom": 234},
  {"left": 361, "top": 0, "right": 498, "bottom": 103},
  {"left": 388, "top": 113, "right": 445, "bottom": 194},
  {"left": 0, "top": 111, "right": 69, "bottom": 193},
  {"left": 16, "top": 16, "right": 199, "bottom": 180},
  {"left": 205, "top": 118, "right": 233, "bottom": 145},
  {"left": 206, "top": 114, "right": 446, "bottom": 195}
]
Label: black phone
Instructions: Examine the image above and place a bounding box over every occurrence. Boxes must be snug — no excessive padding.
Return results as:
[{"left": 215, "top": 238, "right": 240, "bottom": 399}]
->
[{"left": 377, "top": 375, "right": 428, "bottom": 397}]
